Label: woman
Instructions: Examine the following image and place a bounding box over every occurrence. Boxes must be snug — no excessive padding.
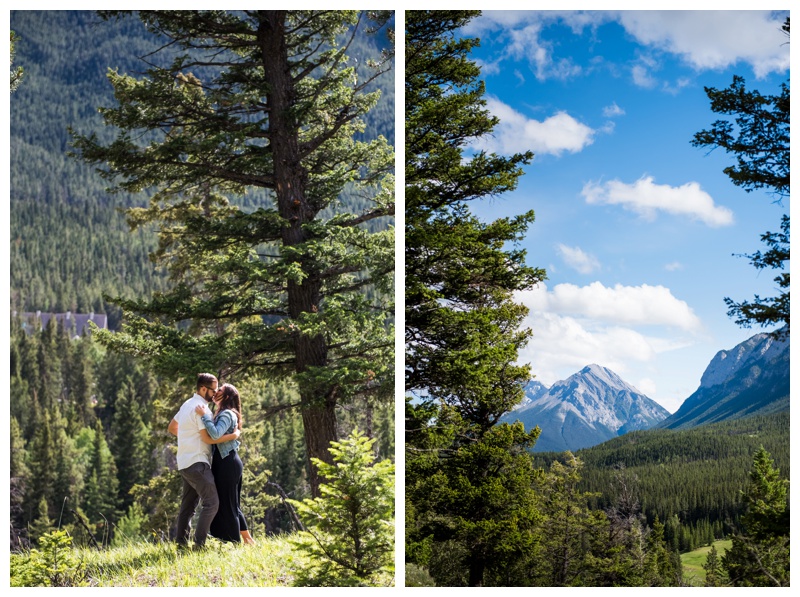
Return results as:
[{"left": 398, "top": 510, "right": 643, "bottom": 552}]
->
[{"left": 196, "top": 383, "right": 256, "bottom": 545}]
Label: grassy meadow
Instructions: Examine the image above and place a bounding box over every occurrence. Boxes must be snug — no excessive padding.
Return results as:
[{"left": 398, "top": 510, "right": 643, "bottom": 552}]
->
[{"left": 680, "top": 539, "right": 732, "bottom": 586}]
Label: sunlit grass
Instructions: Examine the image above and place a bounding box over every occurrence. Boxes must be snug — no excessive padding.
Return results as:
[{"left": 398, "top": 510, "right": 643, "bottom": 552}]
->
[
  {"left": 680, "top": 539, "right": 732, "bottom": 586},
  {"left": 77, "top": 534, "right": 306, "bottom": 587}
]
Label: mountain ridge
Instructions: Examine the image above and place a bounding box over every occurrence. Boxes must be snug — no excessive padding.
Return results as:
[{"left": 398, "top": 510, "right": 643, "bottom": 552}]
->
[{"left": 659, "top": 328, "right": 789, "bottom": 430}]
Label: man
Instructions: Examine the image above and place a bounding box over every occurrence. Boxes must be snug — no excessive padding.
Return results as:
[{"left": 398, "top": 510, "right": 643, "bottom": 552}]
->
[{"left": 168, "top": 372, "right": 233, "bottom": 548}]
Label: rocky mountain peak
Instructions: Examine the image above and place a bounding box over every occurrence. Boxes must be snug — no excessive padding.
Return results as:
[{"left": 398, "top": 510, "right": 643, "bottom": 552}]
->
[
  {"left": 700, "top": 328, "right": 789, "bottom": 389},
  {"left": 502, "top": 364, "right": 669, "bottom": 452}
]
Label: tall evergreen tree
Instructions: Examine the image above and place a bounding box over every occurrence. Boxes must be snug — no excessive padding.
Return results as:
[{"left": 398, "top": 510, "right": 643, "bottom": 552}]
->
[
  {"left": 404, "top": 10, "right": 547, "bottom": 586},
  {"left": 110, "top": 381, "right": 153, "bottom": 512},
  {"left": 25, "top": 411, "right": 57, "bottom": 525},
  {"left": 643, "top": 515, "right": 681, "bottom": 586},
  {"left": 28, "top": 498, "right": 54, "bottom": 546},
  {"left": 10, "top": 418, "right": 29, "bottom": 549},
  {"left": 35, "top": 319, "right": 62, "bottom": 414},
  {"left": 49, "top": 412, "right": 84, "bottom": 528},
  {"left": 703, "top": 544, "right": 725, "bottom": 587},
  {"left": 535, "top": 453, "right": 606, "bottom": 586},
  {"left": 82, "top": 420, "right": 120, "bottom": 527},
  {"left": 66, "top": 338, "right": 97, "bottom": 430},
  {"left": 71, "top": 10, "right": 395, "bottom": 496},
  {"left": 722, "top": 446, "right": 789, "bottom": 586}
]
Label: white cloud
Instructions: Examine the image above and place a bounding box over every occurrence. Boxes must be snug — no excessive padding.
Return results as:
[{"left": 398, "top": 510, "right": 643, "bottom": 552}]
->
[
  {"left": 599, "top": 121, "right": 616, "bottom": 135},
  {"left": 556, "top": 244, "right": 601, "bottom": 274},
  {"left": 515, "top": 283, "right": 701, "bottom": 397},
  {"left": 466, "top": 11, "right": 788, "bottom": 88},
  {"left": 664, "top": 261, "right": 683, "bottom": 272},
  {"left": 663, "top": 77, "right": 691, "bottom": 95},
  {"left": 632, "top": 64, "right": 657, "bottom": 88},
  {"left": 617, "top": 11, "right": 789, "bottom": 78},
  {"left": 517, "top": 310, "right": 686, "bottom": 390},
  {"left": 465, "top": 12, "right": 597, "bottom": 81},
  {"left": 474, "top": 58, "right": 502, "bottom": 77},
  {"left": 636, "top": 377, "right": 657, "bottom": 397},
  {"left": 582, "top": 176, "right": 734, "bottom": 227},
  {"left": 602, "top": 102, "right": 625, "bottom": 117},
  {"left": 473, "top": 97, "right": 595, "bottom": 156},
  {"left": 520, "top": 281, "right": 702, "bottom": 331}
]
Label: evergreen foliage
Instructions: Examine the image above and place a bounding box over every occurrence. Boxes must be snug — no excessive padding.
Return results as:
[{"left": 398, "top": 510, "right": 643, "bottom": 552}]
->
[
  {"left": 80, "top": 421, "right": 119, "bottom": 532},
  {"left": 538, "top": 411, "right": 790, "bottom": 550},
  {"left": 10, "top": 530, "right": 88, "bottom": 587},
  {"left": 11, "top": 30, "right": 24, "bottom": 92},
  {"left": 10, "top": 11, "right": 170, "bottom": 323},
  {"left": 109, "top": 381, "right": 154, "bottom": 512},
  {"left": 722, "top": 446, "right": 789, "bottom": 586},
  {"left": 290, "top": 430, "right": 394, "bottom": 586},
  {"left": 703, "top": 544, "right": 725, "bottom": 586}
]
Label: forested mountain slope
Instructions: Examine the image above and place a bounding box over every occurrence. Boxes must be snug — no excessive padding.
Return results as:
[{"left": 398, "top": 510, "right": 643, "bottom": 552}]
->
[
  {"left": 534, "top": 411, "right": 789, "bottom": 551},
  {"left": 10, "top": 10, "right": 394, "bottom": 327}
]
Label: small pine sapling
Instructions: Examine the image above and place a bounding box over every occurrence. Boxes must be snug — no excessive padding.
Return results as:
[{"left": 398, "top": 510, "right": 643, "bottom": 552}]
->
[{"left": 290, "top": 430, "right": 394, "bottom": 586}]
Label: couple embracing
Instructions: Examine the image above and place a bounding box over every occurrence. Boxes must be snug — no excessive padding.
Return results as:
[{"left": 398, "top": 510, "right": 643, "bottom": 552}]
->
[{"left": 168, "top": 373, "right": 256, "bottom": 548}]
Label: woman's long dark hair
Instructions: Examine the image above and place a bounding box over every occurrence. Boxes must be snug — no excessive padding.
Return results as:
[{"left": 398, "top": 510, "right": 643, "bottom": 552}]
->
[{"left": 215, "top": 383, "right": 242, "bottom": 430}]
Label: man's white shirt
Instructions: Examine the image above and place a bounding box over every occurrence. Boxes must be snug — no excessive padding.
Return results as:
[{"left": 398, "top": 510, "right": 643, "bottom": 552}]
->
[{"left": 175, "top": 393, "right": 213, "bottom": 470}]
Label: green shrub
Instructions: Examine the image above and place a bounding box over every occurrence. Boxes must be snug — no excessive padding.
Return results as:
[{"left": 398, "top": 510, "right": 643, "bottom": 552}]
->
[
  {"left": 10, "top": 530, "right": 87, "bottom": 587},
  {"left": 291, "top": 430, "right": 394, "bottom": 586},
  {"left": 405, "top": 563, "right": 436, "bottom": 587}
]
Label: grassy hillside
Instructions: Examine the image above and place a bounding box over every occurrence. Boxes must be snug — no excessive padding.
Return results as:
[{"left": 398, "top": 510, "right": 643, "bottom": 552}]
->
[{"left": 11, "top": 533, "right": 394, "bottom": 587}]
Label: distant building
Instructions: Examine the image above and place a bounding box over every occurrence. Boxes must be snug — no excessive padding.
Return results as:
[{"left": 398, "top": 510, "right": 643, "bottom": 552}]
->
[{"left": 15, "top": 311, "right": 108, "bottom": 338}]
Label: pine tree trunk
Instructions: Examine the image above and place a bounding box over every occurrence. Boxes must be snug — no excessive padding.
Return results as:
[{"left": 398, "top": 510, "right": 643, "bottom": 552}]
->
[{"left": 258, "top": 11, "right": 337, "bottom": 496}]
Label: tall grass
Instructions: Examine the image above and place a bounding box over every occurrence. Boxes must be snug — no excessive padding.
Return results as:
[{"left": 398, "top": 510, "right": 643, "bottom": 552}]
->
[{"left": 75, "top": 535, "right": 303, "bottom": 587}]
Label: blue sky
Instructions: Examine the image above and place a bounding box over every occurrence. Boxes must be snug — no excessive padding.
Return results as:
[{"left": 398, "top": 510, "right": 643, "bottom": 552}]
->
[{"left": 460, "top": 10, "right": 790, "bottom": 413}]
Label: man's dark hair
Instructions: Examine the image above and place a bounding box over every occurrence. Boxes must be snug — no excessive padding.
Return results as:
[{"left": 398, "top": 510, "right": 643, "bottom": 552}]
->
[{"left": 196, "top": 372, "right": 217, "bottom": 391}]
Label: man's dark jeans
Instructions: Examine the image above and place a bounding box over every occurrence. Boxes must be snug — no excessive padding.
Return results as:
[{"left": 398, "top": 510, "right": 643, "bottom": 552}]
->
[{"left": 176, "top": 461, "right": 219, "bottom": 547}]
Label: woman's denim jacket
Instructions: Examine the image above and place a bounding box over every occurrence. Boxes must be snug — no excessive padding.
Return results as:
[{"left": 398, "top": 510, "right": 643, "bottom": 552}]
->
[{"left": 200, "top": 409, "right": 240, "bottom": 459}]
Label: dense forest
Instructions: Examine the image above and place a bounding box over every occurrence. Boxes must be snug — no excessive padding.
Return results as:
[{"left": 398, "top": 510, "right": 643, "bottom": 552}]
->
[
  {"left": 10, "top": 11, "right": 395, "bottom": 587},
  {"left": 9, "top": 317, "right": 393, "bottom": 546},
  {"left": 535, "top": 412, "right": 789, "bottom": 553}
]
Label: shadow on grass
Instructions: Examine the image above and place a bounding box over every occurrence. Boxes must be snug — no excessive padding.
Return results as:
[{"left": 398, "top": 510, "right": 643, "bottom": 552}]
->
[{"left": 82, "top": 542, "right": 187, "bottom": 580}]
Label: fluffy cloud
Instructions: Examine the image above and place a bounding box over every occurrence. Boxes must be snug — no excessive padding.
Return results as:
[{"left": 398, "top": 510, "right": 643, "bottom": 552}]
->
[
  {"left": 472, "top": 97, "right": 595, "bottom": 156},
  {"left": 520, "top": 281, "right": 702, "bottom": 331},
  {"left": 581, "top": 176, "right": 734, "bottom": 227},
  {"left": 467, "top": 11, "right": 788, "bottom": 82},
  {"left": 515, "top": 283, "right": 701, "bottom": 396},
  {"left": 631, "top": 64, "right": 657, "bottom": 88},
  {"left": 556, "top": 244, "right": 601, "bottom": 274},
  {"left": 617, "top": 11, "right": 789, "bottom": 78}
]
